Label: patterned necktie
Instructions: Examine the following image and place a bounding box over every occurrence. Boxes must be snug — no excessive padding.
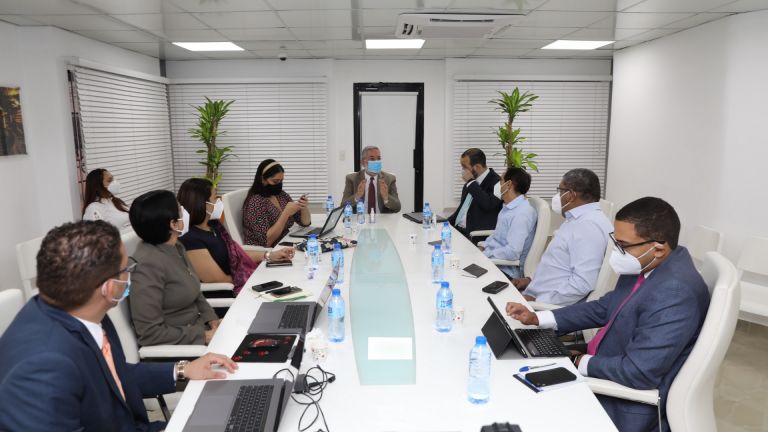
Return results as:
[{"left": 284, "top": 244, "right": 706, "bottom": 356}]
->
[
  {"left": 367, "top": 176, "right": 376, "bottom": 214},
  {"left": 587, "top": 274, "right": 646, "bottom": 356},
  {"left": 101, "top": 331, "right": 126, "bottom": 400}
]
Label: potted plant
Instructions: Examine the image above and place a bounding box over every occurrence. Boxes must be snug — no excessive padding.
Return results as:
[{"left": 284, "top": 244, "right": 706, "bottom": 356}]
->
[
  {"left": 490, "top": 88, "right": 539, "bottom": 171},
  {"left": 189, "top": 97, "right": 235, "bottom": 188}
]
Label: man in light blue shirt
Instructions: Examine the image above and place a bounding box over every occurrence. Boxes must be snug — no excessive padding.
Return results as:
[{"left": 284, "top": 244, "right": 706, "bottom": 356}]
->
[
  {"left": 482, "top": 167, "right": 537, "bottom": 279},
  {"left": 514, "top": 168, "right": 612, "bottom": 306}
]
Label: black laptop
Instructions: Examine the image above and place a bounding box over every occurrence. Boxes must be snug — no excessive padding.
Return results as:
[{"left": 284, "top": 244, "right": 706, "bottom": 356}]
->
[
  {"left": 289, "top": 206, "right": 343, "bottom": 238},
  {"left": 403, "top": 212, "right": 447, "bottom": 224}
]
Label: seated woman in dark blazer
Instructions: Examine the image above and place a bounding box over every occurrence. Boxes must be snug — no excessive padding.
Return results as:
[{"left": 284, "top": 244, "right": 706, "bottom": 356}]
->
[
  {"left": 128, "top": 190, "right": 220, "bottom": 346},
  {"left": 242, "top": 159, "right": 311, "bottom": 247}
]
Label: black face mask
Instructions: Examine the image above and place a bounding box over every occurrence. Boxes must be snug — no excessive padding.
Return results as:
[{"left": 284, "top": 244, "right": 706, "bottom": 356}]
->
[{"left": 262, "top": 182, "right": 283, "bottom": 196}]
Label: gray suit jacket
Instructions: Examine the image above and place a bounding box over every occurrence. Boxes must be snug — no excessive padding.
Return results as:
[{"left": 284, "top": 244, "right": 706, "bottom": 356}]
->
[
  {"left": 341, "top": 170, "right": 401, "bottom": 213},
  {"left": 129, "top": 241, "right": 218, "bottom": 346}
]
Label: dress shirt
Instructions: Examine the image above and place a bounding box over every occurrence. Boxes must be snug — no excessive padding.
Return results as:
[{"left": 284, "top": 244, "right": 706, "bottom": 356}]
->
[
  {"left": 482, "top": 195, "right": 537, "bottom": 278},
  {"left": 523, "top": 202, "right": 612, "bottom": 306},
  {"left": 458, "top": 168, "right": 500, "bottom": 228},
  {"left": 363, "top": 172, "right": 380, "bottom": 213}
]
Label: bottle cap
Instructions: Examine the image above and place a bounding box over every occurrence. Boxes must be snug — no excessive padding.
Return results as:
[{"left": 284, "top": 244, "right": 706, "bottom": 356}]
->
[
  {"left": 309, "top": 234, "right": 317, "bottom": 239},
  {"left": 443, "top": 221, "right": 449, "bottom": 227},
  {"left": 441, "top": 281, "right": 449, "bottom": 289},
  {"left": 476, "top": 336, "right": 487, "bottom": 345},
  {"left": 434, "top": 244, "right": 441, "bottom": 250},
  {"left": 332, "top": 288, "right": 341, "bottom": 296},
  {"left": 333, "top": 243, "right": 341, "bottom": 250}
]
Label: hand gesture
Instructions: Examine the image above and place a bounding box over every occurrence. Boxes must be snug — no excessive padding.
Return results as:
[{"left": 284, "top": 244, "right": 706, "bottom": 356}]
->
[
  {"left": 284, "top": 201, "right": 302, "bottom": 216},
  {"left": 297, "top": 194, "right": 309, "bottom": 207},
  {"left": 378, "top": 179, "right": 389, "bottom": 201},
  {"left": 204, "top": 327, "right": 217, "bottom": 344},
  {"left": 271, "top": 248, "right": 295, "bottom": 262},
  {"left": 185, "top": 353, "right": 238, "bottom": 380},
  {"left": 511, "top": 277, "right": 531, "bottom": 290},
  {"left": 208, "top": 319, "right": 222, "bottom": 331},
  {"left": 355, "top": 180, "right": 366, "bottom": 201},
  {"left": 462, "top": 168, "right": 474, "bottom": 183},
  {"left": 505, "top": 302, "right": 539, "bottom": 326}
]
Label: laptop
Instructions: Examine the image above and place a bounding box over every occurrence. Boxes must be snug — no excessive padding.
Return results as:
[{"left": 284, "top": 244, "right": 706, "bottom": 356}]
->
[
  {"left": 248, "top": 266, "right": 338, "bottom": 335},
  {"left": 289, "top": 206, "right": 343, "bottom": 238},
  {"left": 482, "top": 296, "right": 570, "bottom": 359},
  {"left": 403, "top": 212, "right": 447, "bottom": 224}
]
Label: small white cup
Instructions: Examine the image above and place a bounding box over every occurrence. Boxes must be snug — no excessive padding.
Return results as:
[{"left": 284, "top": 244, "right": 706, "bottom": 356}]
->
[
  {"left": 408, "top": 233, "right": 417, "bottom": 244},
  {"left": 454, "top": 306, "right": 465, "bottom": 324},
  {"left": 449, "top": 256, "right": 461, "bottom": 270},
  {"left": 307, "top": 334, "right": 328, "bottom": 363}
]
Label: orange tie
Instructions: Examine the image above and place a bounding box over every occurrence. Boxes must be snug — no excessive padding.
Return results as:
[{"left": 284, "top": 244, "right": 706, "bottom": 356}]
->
[{"left": 102, "top": 331, "right": 126, "bottom": 400}]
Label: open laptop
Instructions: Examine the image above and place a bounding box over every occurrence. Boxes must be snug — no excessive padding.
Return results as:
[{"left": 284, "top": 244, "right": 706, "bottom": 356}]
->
[
  {"left": 248, "top": 265, "right": 338, "bottom": 335},
  {"left": 289, "top": 206, "right": 343, "bottom": 238},
  {"left": 482, "top": 296, "right": 570, "bottom": 359}
]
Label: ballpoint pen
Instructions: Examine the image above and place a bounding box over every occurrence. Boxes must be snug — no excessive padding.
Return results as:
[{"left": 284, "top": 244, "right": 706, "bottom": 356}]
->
[{"left": 519, "top": 362, "right": 556, "bottom": 372}]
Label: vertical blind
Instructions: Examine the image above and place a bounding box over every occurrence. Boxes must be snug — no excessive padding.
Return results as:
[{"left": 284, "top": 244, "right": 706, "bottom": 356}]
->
[
  {"left": 452, "top": 80, "right": 610, "bottom": 200},
  {"left": 168, "top": 82, "right": 328, "bottom": 201},
  {"left": 70, "top": 66, "right": 174, "bottom": 203}
]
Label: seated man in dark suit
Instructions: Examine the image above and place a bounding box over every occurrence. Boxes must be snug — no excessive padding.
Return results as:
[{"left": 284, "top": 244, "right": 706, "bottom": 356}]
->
[
  {"left": 0, "top": 221, "right": 237, "bottom": 432},
  {"left": 506, "top": 197, "right": 710, "bottom": 432},
  {"left": 448, "top": 148, "right": 503, "bottom": 238},
  {"left": 341, "top": 145, "right": 401, "bottom": 214}
]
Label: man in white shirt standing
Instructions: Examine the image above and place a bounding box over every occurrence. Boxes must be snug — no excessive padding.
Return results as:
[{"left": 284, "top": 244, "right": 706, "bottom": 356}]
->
[{"left": 341, "top": 146, "right": 401, "bottom": 214}]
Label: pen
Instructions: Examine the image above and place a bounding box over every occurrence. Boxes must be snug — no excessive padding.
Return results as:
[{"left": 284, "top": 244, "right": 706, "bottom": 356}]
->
[
  {"left": 513, "top": 374, "right": 540, "bottom": 393},
  {"left": 519, "top": 363, "right": 556, "bottom": 372}
]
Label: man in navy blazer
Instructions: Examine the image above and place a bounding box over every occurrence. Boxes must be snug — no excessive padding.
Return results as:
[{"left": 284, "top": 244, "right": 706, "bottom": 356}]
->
[
  {"left": 507, "top": 197, "right": 710, "bottom": 432},
  {"left": 0, "top": 221, "right": 237, "bottom": 432}
]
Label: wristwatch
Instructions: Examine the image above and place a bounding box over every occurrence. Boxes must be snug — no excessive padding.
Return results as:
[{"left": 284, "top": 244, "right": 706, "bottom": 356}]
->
[
  {"left": 265, "top": 251, "right": 271, "bottom": 263},
  {"left": 175, "top": 360, "right": 190, "bottom": 381}
]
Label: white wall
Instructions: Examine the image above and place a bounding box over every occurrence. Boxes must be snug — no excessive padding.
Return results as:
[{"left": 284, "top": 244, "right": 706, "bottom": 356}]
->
[
  {"left": 607, "top": 10, "right": 768, "bottom": 261},
  {"left": 0, "top": 22, "right": 159, "bottom": 291}
]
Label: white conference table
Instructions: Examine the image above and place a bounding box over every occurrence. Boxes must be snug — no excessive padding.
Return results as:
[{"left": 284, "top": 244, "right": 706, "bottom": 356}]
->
[{"left": 166, "top": 214, "right": 617, "bottom": 432}]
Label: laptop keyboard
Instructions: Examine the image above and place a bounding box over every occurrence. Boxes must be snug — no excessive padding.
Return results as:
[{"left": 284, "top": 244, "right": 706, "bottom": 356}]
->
[
  {"left": 278, "top": 304, "right": 310, "bottom": 329},
  {"left": 516, "top": 329, "right": 570, "bottom": 357},
  {"left": 225, "top": 384, "right": 273, "bottom": 432}
]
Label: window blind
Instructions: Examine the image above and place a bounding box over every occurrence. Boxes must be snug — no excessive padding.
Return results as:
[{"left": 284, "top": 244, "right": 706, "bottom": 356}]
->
[
  {"left": 168, "top": 82, "right": 328, "bottom": 202},
  {"left": 452, "top": 80, "right": 610, "bottom": 201},
  {"left": 70, "top": 66, "right": 174, "bottom": 204}
]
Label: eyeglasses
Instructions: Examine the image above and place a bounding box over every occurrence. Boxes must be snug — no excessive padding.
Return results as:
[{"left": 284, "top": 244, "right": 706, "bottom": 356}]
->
[
  {"left": 555, "top": 187, "right": 570, "bottom": 194},
  {"left": 99, "top": 257, "right": 137, "bottom": 285},
  {"left": 609, "top": 232, "right": 665, "bottom": 255}
]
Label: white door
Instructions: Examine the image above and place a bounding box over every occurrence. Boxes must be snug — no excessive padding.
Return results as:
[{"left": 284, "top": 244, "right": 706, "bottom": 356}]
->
[{"left": 360, "top": 92, "right": 418, "bottom": 212}]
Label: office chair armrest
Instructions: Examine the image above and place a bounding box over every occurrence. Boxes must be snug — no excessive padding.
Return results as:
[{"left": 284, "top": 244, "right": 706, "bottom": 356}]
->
[
  {"left": 205, "top": 298, "right": 235, "bottom": 308},
  {"left": 478, "top": 241, "right": 487, "bottom": 248},
  {"left": 527, "top": 301, "right": 562, "bottom": 311},
  {"left": 490, "top": 259, "right": 520, "bottom": 267},
  {"left": 138, "top": 345, "right": 207, "bottom": 360},
  {"left": 200, "top": 282, "right": 235, "bottom": 292},
  {"left": 470, "top": 230, "right": 494, "bottom": 238},
  {"left": 585, "top": 377, "right": 660, "bottom": 406}
]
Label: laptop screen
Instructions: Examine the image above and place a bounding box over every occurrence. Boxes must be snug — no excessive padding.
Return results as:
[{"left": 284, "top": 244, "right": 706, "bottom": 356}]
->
[{"left": 320, "top": 206, "right": 343, "bottom": 235}]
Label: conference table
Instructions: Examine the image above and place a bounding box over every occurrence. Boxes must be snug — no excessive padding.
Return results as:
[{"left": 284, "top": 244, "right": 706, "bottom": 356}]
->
[{"left": 165, "top": 214, "right": 617, "bottom": 432}]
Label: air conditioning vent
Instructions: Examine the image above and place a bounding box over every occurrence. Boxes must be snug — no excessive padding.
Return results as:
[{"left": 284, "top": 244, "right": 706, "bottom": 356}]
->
[{"left": 396, "top": 13, "right": 522, "bottom": 39}]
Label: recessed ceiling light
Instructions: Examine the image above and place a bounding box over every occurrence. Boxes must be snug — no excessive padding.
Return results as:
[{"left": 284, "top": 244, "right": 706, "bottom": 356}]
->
[
  {"left": 172, "top": 42, "right": 244, "bottom": 52},
  {"left": 365, "top": 39, "right": 425, "bottom": 49},
  {"left": 542, "top": 40, "right": 614, "bottom": 50}
]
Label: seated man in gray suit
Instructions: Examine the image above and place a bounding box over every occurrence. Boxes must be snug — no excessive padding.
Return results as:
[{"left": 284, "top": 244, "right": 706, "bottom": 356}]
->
[
  {"left": 341, "top": 146, "right": 401, "bottom": 214},
  {"left": 506, "top": 197, "right": 710, "bottom": 432}
]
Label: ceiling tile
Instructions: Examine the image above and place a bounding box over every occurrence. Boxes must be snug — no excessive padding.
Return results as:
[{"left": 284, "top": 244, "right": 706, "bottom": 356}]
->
[
  {"left": 199, "top": 50, "right": 259, "bottom": 59},
  {"left": 159, "top": 42, "right": 206, "bottom": 59},
  {"left": 624, "top": 0, "right": 735, "bottom": 13},
  {"left": 537, "top": 0, "right": 622, "bottom": 12},
  {"left": 164, "top": 29, "right": 228, "bottom": 41},
  {"left": 0, "top": 15, "right": 45, "bottom": 25},
  {"left": 482, "top": 38, "right": 554, "bottom": 48},
  {"left": 0, "top": 0, "right": 99, "bottom": 15},
  {"left": 291, "top": 27, "right": 353, "bottom": 39},
  {"left": 447, "top": 0, "right": 547, "bottom": 10},
  {"left": 75, "top": 29, "right": 161, "bottom": 43},
  {"left": 357, "top": 26, "right": 395, "bottom": 37},
  {"left": 711, "top": 0, "right": 768, "bottom": 12},
  {"left": 617, "top": 0, "right": 645, "bottom": 10},
  {"left": 522, "top": 48, "right": 582, "bottom": 58},
  {"left": 111, "top": 13, "right": 208, "bottom": 32},
  {"left": 111, "top": 41, "right": 161, "bottom": 56},
  {"left": 471, "top": 48, "right": 533, "bottom": 56},
  {"left": 308, "top": 48, "right": 365, "bottom": 57},
  {"left": 625, "top": 27, "right": 680, "bottom": 41},
  {"left": 612, "top": 40, "right": 642, "bottom": 49},
  {"left": 560, "top": 27, "right": 617, "bottom": 39},
  {"left": 574, "top": 48, "right": 614, "bottom": 58},
  {"left": 248, "top": 49, "right": 313, "bottom": 58},
  {"left": 360, "top": 9, "right": 412, "bottom": 27},
  {"left": 193, "top": 11, "right": 283, "bottom": 28},
  {"left": 418, "top": 47, "right": 476, "bottom": 55},
  {"left": 614, "top": 12, "right": 693, "bottom": 28},
  {"left": 513, "top": 10, "right": 612, "bottom": 27},
  {"left": 73, "top": 0, "right": 176, "bottom": 14},
  {"left": 496, "top": 26, "right": 581, "bottom": 39},
  {"left": 29, "top": 14, "right": 134, "bottom": 30},
  {"left": 663, "top": 12, "right": 730, "bottom": 28},
  {"left": 265, "top": 0, "right": 354, "bottom": 10},
  {"left": 168, "top": 0, "right": 270, "bottom": 12},
  {"left": 278, "top": 9, "right": 352, "bottom": 27},
  {"left": 359, "top": 0, "right": 452, "bottom": 8},
  {"left": 217, "top": 27, "right": 294, "bottom": 40},
  {"left": 614, "top": 27, "right": 650, "bottom": 39},
  {"left": 421, "top": 39, "right": 487, "bottom": 48},
  {"left": 299, "top": 39, "right": 363, "bottom": 49},
  {"left": 236, "top": 40, "right": 305, "bottom": 50}
]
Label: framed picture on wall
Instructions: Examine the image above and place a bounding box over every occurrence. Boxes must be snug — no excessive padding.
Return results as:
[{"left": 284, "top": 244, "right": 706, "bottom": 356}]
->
[{"left": 0, "top": 86, "right": 26, "bottom": 156}]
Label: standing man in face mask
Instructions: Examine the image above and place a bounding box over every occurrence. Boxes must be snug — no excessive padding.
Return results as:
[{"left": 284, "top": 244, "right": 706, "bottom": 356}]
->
[
  {"left": 341, "top": 146, "right": 401, "bottom": 214},
  {"left": 448, "top": 148, "right": 503, "bottom": 239},
  {"left": 513, "top": 168, "right": 612, "bottom": 306},
  {"left": 506, "top": 197, "right": 710, "bottom": 432}
]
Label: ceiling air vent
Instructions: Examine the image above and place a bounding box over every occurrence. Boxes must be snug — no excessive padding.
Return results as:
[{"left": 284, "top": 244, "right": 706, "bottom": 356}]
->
[{"left": 396, "top": 13, "right": 522, "bottom": 39}]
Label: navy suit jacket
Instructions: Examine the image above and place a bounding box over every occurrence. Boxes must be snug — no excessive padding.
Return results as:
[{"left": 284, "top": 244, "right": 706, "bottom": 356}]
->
[
  {"left": 448, "top": 168, "right": 503, "bottom": 236},
  {"left": 0, "top": 297, "right": 176, "bottom": 432},
  {"left": 553, "top": 247, "right": 710, "bottom": 432}
]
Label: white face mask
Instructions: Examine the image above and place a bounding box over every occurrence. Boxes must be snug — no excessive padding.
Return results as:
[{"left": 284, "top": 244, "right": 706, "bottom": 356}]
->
[
  {"left": 609, "top": 245, "right": 657, "bottom": 275},
  {"left": 494, "top": 182, "right": 511, "bottom": 201},
  {"left": 175, "top": 206, "right": 190, "bottom": 237},
  {"left": 101, "top": 273, "right": 131, "bottom": 304},
  {"left": 107, "top": 179, "right": 121, "bottom": 196},
  {"left": 207, "top": 198, "right": 224, "bottom": 220},
  {"left": 551, "top": 190, "right": 572, "bottom": 215}
]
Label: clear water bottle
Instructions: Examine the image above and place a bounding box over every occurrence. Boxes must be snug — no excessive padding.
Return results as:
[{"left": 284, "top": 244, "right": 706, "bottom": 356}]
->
[
  {"left": 325, "top": 195, "right": 334, "bottom": 214},
  {"left": 307, "top": 234, "right": 320, "bottom": 271},
  {"left": 468, "top": 336, "right": 492, "bottom": 404},
  {"left": 343, "top": 201, "right": 353, "bottom": 232},
  {"left": 356, "top": 199, "right": 365, "bottom": 225},
  {"left": 327, "top": 289, "right": 345, "bottom": 343},
  {"left": 423, "top": 202, "right": 432, "bottom": 230},
  {"left": 431, "top": 244, "right": 445, "bottom": 283},
  {"left": 441, "top": 221, "right": 452, "bottom": 254},
  {"left": 369, "top": 208, "right": 376, "bottom": 224},
  {"left": 435, "top": 281, "right": 453, "bottom": 333},
  {"left": 331, "top": 243, "right": 344, "bottom": 285}
]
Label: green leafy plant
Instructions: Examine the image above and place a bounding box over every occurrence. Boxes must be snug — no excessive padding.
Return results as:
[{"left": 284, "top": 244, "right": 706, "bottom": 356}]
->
[
  {"left": 490, "top": 88, "right": 539, "bottom": 171},
  {"left": 189, "top": 97, "right": 235, "bottom": 187}
]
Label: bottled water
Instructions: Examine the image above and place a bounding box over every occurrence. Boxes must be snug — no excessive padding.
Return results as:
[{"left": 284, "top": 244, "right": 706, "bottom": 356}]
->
[
  {"left": 327, "top": 289, "right": 345, "bottom": 343},
  {"left": 441, "top": 222, "right": 452, "bottom": 254},
  {"left": 431, "top": 244, "right": 445, "bottom": 283},
  {"left": 307, "top": 234, "right": 320, "bottom": 271},
  {"left": 356, "top": 199, "right": 365, "bottom": 225},
  {"left": 343, "top": 201, "right": 353, "bottom": 232},
  {"left": 369, "top": 208, "right": 376, "bottom": 224},
  {"left": 435, "top": 281, "right": 453, "bottom": 333},
  {"left": 331, "top": 243, "right": 344, "bottom": 285},
  {"left": 422, "top": 202, "right": 432, "bottom": 230},
  {"left": 467, "top": 336, "right": 492, "bottom": 404},
  {"left": 325, "top": 195, "right": 334, "bottom": 214}
]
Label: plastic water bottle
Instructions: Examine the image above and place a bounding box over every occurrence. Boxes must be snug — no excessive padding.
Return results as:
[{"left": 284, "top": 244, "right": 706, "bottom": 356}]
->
[
  {"left": 343, "top": 201, "right": 353, "bottom": 232},
  {"left": 369, "top": 208, "right": 376, "bottom": 224},
  {"left": 325, "top": 195, "right": 334, "bottom": 214},
  {"left": 307, "top": 234, "right": 320, "bottom": 271},
  {"left": 327, "top": 289, "right": 345, "bottom": 343},
  {"left": 331, "top": 243, "right": 344, "bottom": 285},
  {"left": 441, "top": 222, "right": 452, "bottom": 254},
  {"left": 356, "top": 199, "right": 365, "bottom": 225},
  {"left": 423, "top": 202, "right": 432, "bottom": 230},
  {"left": 435, "top": 281, "right": 453, "bottom": 333},
  {"left": 468, "top": 336, "right": 492, "bottom": 404},
  {"left": 431, "top": 244, "right": 445, "bottom": 283}
]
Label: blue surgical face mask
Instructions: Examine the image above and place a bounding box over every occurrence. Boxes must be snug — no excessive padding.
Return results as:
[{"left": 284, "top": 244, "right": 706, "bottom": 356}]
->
[{"left": 367, "top": 160, "right": 382, "bottom": 175}]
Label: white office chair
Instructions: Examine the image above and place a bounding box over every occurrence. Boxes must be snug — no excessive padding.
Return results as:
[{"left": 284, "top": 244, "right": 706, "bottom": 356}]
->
[
  {"left": 15, "top": 235, "right": 44, "bottom": 301},
  {"left": 0, "top": 289, "right": 25, "bottom": 336},
  {"left": 599, "top": 198, "right": 615, "bottom": 221},
  {"left": 736, "top": 236, "right": 768, "bottom": 326},
  {"left": 222, "top": 188, "right": 270, "bottom": 252},
  {"left": 686, "top": 225, "right": 723, "bottom": 271},
  {"left": 586, "top": 251, "right": 740, "bottom": 432}
]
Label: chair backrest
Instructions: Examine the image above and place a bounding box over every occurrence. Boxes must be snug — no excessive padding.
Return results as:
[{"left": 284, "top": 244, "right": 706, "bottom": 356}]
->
[
  {"left": 222, "top": 188, "right": 249, "bottom": 245},
  {"left": 599, "top": 198, "right": 615, "bottom": 221},
  {"left": 582, "top": 244, "right": 619, "bottom": 342},
  {"left": 0, "top": 289, "right": 25, "bottom": 336},
  {"left": 121, "top": 229, "right": 140, "bottom": 256},
  {"left": 523, "top": 196, "right": 552, "bottom": 278},
  {"left": 106, "top": 300, "right": 140, "bottom": 364},
  {"left": 15, "top": 236, "right": 44, "bottom": 301},
  {"left": 736, "top": 236, "right": 768, "bottom": 276},
  {"left": 687, "top": 225, "right": 723, "bottom": 270},
  {"left": 666, "top": 252, "right": 740, "bottom": 432}
]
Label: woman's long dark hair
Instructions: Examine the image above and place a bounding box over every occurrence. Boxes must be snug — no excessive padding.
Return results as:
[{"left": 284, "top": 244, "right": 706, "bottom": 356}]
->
[
  {"left": 82, "top": 168, "right": 128, "bottom": 216},
  {"left": 248, "top": 159, "right": 284, "bottom": 198}
]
